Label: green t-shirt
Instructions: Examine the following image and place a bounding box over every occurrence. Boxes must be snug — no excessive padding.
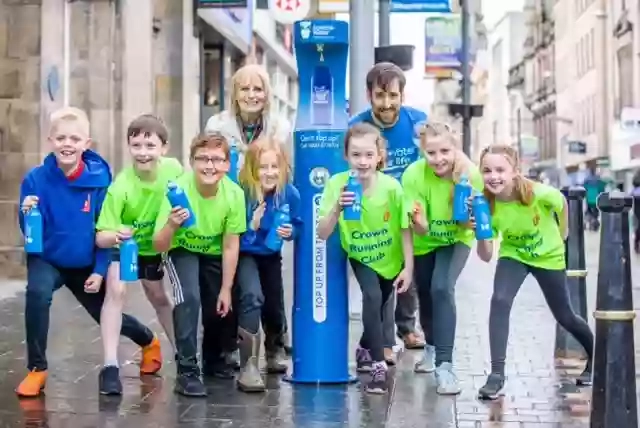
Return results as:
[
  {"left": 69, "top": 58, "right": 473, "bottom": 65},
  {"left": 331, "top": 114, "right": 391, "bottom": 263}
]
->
[
  {"left": 402, "top": 159, "right": 483, "bottom": 255},
  {"left": 153, "top": 172, "right": 247, "bottom": 255},
  {"left": 493, "top": 182, "right": 566, "bottom": 270},
  {"left": 319, "top": 171, "right": 409, "bottom": 279},
  {"left": 96, "top": 157, "right": 183, "bottom": 255}
]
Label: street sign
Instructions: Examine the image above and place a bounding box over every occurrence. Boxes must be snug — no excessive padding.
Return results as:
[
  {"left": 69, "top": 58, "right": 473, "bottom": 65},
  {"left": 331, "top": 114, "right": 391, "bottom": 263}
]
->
[
  {"left": 318, "top": 0, "right": 451, "bottom": 13},
  {"left": 268, "top": 0, "right": 311, "bottom": 24}
]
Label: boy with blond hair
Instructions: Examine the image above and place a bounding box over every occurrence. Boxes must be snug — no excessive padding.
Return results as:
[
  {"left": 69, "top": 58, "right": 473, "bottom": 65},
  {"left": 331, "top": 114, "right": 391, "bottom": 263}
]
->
[{"left": 16, "top": 107, "right": 161, "bottom": 398}]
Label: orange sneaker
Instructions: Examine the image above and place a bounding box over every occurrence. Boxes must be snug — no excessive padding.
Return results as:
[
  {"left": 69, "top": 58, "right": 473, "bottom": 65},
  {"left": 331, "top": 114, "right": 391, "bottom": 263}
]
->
[
  {"left": 140, "top": 336, "right": 162, "bottom": 375},
  {"left": 15, "top": 370, "right": 48, "bottom": 397}
]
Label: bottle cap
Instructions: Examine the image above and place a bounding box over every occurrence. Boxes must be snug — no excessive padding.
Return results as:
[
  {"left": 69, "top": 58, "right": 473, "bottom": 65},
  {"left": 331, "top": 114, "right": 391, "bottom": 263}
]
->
[
  {"left": 348, "top": 170, "right": 358, "bottom": 178},
  {"left": 168, "top": 181, "right": 177, "bottom": 189}
]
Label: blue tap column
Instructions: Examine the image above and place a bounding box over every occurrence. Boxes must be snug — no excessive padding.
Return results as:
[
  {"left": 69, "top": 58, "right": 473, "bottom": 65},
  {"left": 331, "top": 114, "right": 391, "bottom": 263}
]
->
[{"left": 285, "top": 20, "right": 355, "bottom": 384}]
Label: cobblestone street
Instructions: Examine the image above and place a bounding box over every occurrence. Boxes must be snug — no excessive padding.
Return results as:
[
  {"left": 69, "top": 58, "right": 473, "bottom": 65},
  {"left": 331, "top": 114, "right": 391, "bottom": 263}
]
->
[{"left": 0, "top": 234, "right": 637, "bottom": 427}]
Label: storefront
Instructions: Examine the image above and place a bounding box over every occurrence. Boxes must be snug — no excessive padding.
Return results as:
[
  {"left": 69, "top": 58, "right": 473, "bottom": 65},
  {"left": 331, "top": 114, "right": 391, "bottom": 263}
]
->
[{"left": 197, "top": 0, "right": 254, "bottom": 129}]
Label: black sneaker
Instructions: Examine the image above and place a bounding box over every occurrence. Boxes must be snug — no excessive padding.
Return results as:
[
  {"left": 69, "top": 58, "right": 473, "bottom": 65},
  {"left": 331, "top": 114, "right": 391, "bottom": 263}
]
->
[
  {"left": 478, "top": 373, "right": 505, "bottom": 400},
  {"left": 99, "top": 366, "right": 122, "bottom": 396},
  {"left": 203, "top": 361, "right": 235, "bottom": 379},
  {"left": 174, "top": 373, "right": 207, "bottom": 397},
  {"left": 366, "top": 366, "right": 388, "bottom": 394},
  {"left": 576, "top": 361, "right": 592, "bottom": 386}
]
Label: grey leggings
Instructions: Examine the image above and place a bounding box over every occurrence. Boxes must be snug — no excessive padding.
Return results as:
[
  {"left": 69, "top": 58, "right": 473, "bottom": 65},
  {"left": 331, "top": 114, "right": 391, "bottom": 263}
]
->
[
  {"left": 349, "top": 259, "right": 395, "bottom": 363},
  {"left": 489, "top": 257, "right": 594, "bottom": 375},
  {"left": 415, "top": 243, "right": 471, "bottom": 366}
]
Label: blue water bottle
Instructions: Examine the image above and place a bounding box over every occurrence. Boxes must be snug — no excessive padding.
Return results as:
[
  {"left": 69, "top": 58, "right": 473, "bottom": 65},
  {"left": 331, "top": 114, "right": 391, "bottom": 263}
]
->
[
  {"left": 265, "top": 204, "right": 290, "bottom": 251},
  {"left": 343, "top": 171, "right": 362, "bottom": 221},
  {"left": 167, "top": 182, "right": 196, "bottom": 228},
  {"left": 229, "top": 146, "right": 239, "bottom": 183},
  {"left": 24, "top": 205, "right": 43, "bottom": 254},
  {"left": 119, "top": 238, "right": 139, "bottom": 282},
  {"left": 453, "top": 174, "right": 472, "bottom": 222},
  {"left": 472, "top": 193, "right": 493, "bottom": 240}
]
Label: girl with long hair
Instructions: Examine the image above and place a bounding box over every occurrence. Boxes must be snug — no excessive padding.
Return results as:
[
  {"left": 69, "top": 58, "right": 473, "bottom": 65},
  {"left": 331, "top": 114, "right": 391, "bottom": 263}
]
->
[
  {"left": 233, "top": 138, "right": 301, "bottom": 392},
  {"left": 317, "top": 123, "right": 413, "bottom": 394},
  {"left": 402, "top": 122, "right": 481, "bottom": 395},
  {"left": 476, "top": 144, "right": 593, "bottom": 400}
]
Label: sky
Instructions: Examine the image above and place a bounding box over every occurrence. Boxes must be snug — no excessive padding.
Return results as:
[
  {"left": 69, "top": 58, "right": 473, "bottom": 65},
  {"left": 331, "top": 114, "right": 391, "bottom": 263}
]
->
[{"left": 336, "top": 1, "right": 527, "bottom": 112}]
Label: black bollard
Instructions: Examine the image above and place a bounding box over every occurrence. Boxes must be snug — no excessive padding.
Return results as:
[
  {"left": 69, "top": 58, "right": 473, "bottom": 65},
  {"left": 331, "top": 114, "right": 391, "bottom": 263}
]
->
[
  {"left": 590, "top": 191, "right": 638, "bottom": 428},
  {"left": 555, "top": 186, "right": 589, "bottom": 362}
]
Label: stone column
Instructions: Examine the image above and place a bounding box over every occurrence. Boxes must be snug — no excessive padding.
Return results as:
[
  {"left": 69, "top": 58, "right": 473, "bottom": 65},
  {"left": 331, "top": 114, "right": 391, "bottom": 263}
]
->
[{"left": 0, "top": 0, "right": 43, "bottom": 277}]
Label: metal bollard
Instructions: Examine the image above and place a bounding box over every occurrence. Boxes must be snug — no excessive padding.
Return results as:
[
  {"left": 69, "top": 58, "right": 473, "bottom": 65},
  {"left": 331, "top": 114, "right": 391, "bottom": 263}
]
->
[
  {"left": 554, "top": 186, "right": 588, "bottom": 362},
  {"left": 590, "top": 191, "right": 638, "bottom": 428}
]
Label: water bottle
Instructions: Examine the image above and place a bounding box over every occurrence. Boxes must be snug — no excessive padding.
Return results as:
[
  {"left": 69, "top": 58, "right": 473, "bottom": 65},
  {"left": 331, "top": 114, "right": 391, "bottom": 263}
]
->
[
  {"left": 343, "top": 171, "right": 362, "bottom": 221},
  {"left": 24, "top": 205, "right": 43, "bottom": 254},
  {"left": 472, "top": 193, "right": 493, "bottom": 240},
  {"left": 229, "top": 146, "right": 239, "bottom": 183},
  {"left": 167, "top": 182, "right": 196, "bottom": 228},
  {"left": 265, "top": 204, "right": 290, "bottom": 252},
  {"left": 119, "top": 238, "right": 139, "bottom": 282},
  {"left": 453, "top": 174, "right": 472, "bottom": 222}
]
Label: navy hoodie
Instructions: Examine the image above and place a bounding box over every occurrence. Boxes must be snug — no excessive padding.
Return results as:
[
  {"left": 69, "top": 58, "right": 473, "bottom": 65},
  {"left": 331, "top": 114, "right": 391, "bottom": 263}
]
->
[
  {"left": 18, "top": 150, "right": 112, "bottom": 276},
  {"left": 240, "top": 183, "right": 303, "bottom": 255}
]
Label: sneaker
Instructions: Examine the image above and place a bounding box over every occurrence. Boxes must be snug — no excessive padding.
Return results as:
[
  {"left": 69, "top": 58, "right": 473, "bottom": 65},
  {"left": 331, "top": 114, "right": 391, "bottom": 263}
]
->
[
  {"left": 356, "top": 348, "right": 373, "bottom": 373},
  {"left": 478, "top": 373, "right": 505, "bottom": 400},
  {"left": 366, "top": 364, "right": 388, "bottom": 394},
  {"left": 174, "top": 373, "right": 207, "bottom": 397},
  {"left": 15, "top": 370, "right": 48, "bottom": 398},
  {"left": 140, "top": 336, "right": 162, "bottom": 375},
  {"left": 576, "top": 361, "right": 592, "bottom": 386},
  {"left": 414, "top": 344, "right": 436, "bottom": 373},
  {"left": 202, "top": 361, "right": 235, "bottom": 379},
  {"left": 434, "top": 362, "right": 461, "bottom": 395},
  {"left": 99, "top": 366, "right": 122, "bottom": 396}
]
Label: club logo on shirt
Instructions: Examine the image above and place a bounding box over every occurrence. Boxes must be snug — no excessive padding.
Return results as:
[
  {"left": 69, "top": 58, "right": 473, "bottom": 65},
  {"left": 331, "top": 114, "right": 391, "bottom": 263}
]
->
[
  {"left": 532, "top": 207, "right": 540, "bottom": 226},
  {"left": 82, "top": 193, "right": 91, "bottom": 213}
]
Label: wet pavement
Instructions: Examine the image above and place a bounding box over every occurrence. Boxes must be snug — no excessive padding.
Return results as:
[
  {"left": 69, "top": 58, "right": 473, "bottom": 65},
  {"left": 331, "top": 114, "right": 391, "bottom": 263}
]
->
[{"left": 0, "top": 234, "right": 638, "bottom": 427}]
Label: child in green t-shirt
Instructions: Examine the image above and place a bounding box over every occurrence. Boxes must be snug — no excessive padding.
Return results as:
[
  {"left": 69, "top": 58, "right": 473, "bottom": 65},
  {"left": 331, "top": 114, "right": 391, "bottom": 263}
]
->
[
  {"left": 317, "top": 123, "right": 413, "bottom": 395},
  {"left": 153, "top": 133, "right": 247, "bottom": 397},
  {"left": 475, "top": 144, "right": 594, "bottom": 401},
  {"left": 95, "top": 114, "right": 182, "bottom": 395},
  {"left": 402, "top": 122, "right": 479, "bottom": 396}
]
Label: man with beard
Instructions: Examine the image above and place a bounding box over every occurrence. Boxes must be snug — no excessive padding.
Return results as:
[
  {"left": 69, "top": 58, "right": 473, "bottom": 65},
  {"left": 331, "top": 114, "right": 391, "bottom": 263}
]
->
[{"left": 349, "top": 62, "right": 427, "bottom": 362}]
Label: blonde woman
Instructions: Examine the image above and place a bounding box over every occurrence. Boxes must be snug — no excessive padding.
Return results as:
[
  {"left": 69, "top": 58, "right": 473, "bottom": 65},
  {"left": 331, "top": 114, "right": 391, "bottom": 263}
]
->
[
  {"left": 204, "top": 64, "right": 291, "bottom": 156},
  {"left": 203, "top": 64, "right": 293, "bottom": 378},
  {"left": 401, "top": 122, "right": 482, "bottom": 395},
  {"left": 234, "top": 138, "right": 301, "bottom": 392}
]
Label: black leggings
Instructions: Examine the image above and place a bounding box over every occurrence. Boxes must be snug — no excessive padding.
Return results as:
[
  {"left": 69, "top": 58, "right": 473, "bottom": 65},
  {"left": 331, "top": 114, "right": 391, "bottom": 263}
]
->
[
  {"left": 489, "top": 257, "right": 594, "bottom": 375},
  {"left": 349, "top": 259, "right": 395, "bottom": 362}
]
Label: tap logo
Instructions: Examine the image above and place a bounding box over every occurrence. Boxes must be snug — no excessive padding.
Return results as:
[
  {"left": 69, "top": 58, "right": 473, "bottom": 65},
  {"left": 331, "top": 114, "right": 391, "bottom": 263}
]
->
[
  {"left": 309, "top": 167, "right": 329, "bottom": 189},
  {"left": 300, "top": 21, "right": 311, "bottom": 39}
]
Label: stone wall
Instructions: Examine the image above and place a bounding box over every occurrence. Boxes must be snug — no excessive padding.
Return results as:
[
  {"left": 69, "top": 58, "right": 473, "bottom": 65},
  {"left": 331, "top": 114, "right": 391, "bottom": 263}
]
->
[
  {"left": 0, "top": 0, "right": 199, "bottom": 278},
  {"left": 0, "top": 0, "right": 42, "bottom": 278}
]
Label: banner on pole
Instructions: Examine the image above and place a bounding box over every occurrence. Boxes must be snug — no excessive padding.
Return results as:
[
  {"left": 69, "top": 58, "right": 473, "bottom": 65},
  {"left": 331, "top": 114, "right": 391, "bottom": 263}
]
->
[
  {"left": 318, "top": 0, "right": 451, "bottom": 13},
  {"left": 424, "top": 14, "right": 461, "bottom": 79}
]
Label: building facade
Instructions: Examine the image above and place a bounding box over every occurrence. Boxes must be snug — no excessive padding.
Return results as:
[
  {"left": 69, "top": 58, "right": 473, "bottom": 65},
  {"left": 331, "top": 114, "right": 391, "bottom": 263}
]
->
[
  {"left": 477, "top": 11, "right": 532, "bottom": 162},
  {"left": 0, "top": 0, "right": 299, "bottom": 277},
  {"left": 554, "top": 0, "right": 611, "bottom": 176}
]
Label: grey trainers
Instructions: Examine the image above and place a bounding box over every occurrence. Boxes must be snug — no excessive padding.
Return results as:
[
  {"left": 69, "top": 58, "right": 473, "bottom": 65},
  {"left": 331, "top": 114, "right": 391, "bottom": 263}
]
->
[
  {"left": 237, "top": 328, "right": 266, "bottom": 393},
  {"left": 414, "top": 345, "right": 436, "bottom": 373},
  {"left": 434, "top": 362, "right": 461, "bottom": 395}
]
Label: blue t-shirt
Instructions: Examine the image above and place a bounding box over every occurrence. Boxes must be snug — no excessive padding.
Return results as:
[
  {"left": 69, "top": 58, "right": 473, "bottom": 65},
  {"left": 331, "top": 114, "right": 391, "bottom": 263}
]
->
[{"left": 349, "top": 106, "right": 427, "bottom": 180}]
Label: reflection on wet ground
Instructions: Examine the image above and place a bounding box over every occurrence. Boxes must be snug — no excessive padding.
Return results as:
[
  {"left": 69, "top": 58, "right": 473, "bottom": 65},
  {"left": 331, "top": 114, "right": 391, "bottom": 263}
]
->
[{"left": 1, "top": 237, "right": 638, "bottom": 427}]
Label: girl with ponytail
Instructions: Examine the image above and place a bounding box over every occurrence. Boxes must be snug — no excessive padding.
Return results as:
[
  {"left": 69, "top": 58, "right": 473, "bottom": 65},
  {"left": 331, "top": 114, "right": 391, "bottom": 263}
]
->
[
  {"left": 475, "top": 144, "right": 594, "bottom": 400},
  {"left": 402, "top": 122, "right": 482, "bottom": 395}
]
